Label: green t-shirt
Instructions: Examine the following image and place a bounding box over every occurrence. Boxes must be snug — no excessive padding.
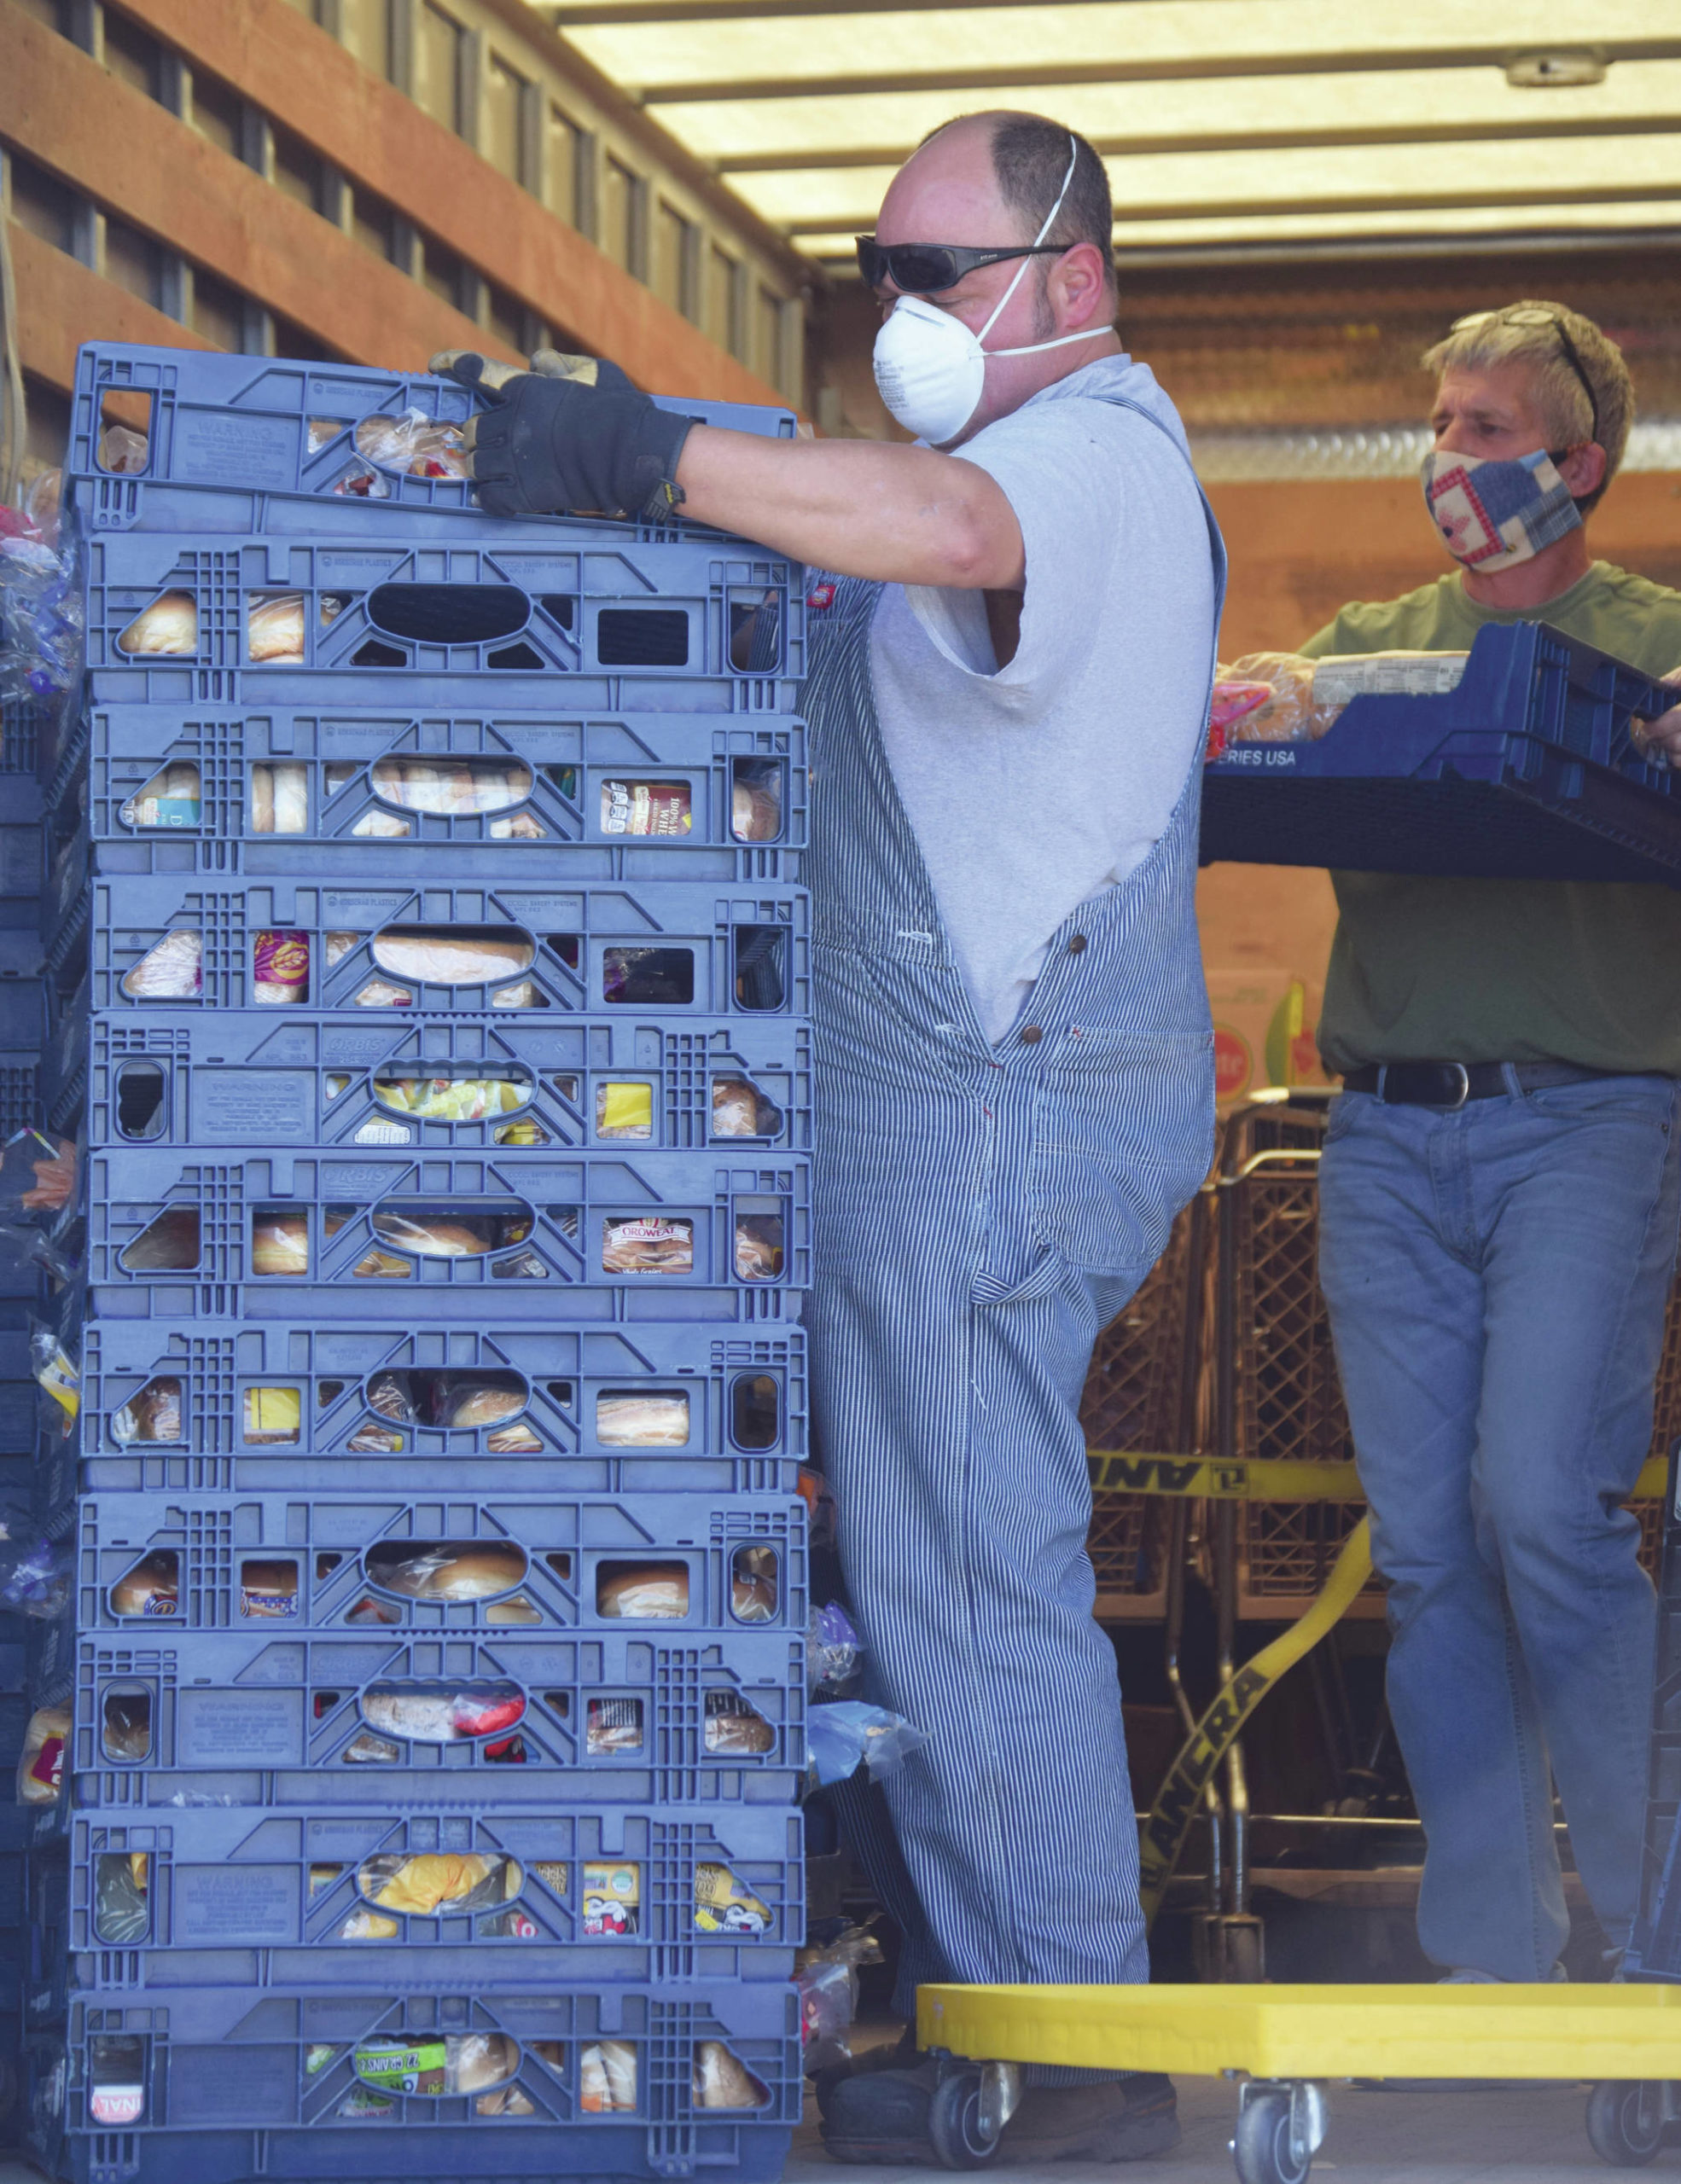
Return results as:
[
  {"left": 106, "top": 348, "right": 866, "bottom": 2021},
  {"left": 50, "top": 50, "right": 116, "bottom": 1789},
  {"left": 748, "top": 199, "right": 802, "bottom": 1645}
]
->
[{"left": 1297, "top": 561, "right": 1681, "bottom": 1074}]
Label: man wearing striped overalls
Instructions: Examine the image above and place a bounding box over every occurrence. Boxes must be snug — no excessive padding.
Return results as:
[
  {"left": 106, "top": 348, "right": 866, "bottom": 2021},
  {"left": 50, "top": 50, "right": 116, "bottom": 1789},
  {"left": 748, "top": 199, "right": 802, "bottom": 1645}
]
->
[{"left": 439, "top": 107, "right": 1224, "bottom": 2167}]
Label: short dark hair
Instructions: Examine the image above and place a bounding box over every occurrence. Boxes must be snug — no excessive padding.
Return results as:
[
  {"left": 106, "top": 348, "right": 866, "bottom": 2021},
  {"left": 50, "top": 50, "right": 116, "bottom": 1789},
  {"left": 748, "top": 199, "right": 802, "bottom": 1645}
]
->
[{"left": 991, "top": 113, "right": 1116, "bottom": 300}]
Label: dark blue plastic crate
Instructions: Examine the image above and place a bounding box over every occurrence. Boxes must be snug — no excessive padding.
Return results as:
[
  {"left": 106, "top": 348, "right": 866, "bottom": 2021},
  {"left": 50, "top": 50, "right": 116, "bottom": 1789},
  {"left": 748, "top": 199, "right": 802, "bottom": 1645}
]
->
[
  {"left": 77, "top": 1487, "right": 806, "bottom": 1640},
  {"left": 22, "top": 1841, "right": 69, "bottom": 2020},
  {"left": 67, "top": 1800, "right": 801, "bottom": 1987},
  {"left": 1202, "top": 620, "right": 1681, "bottom": 886},
  {"left": 79, "top": 703, "right": 806, "bottom": 883},
  {"left": 0, "top": 820, "right": 44, "bottom": 924},
  {"left": 73, "top": 1624, "right": 806, "bottom": 1809},
  {"left": 50, "top": 1982, "right": 796, "bottom": 2181},
  {"left": 84, "top": 872, "right": 810, "bottom": 1019},
  {"left": 3, "top": 691, "right": 47, "bottom": 779},
  {"left": 0, "top": 963, "right": 48, "bottom": 1052},
  {"left": 79, "top": 1007, "right": 811, "bottom": 1158},
  {"left": 81, "top": 531, "right": 804, "bottom": 716},
  {"left": 45, "top": 967, "right": 91, "bottom": 1129},
  {"left": 0, "top": 1048, "right": 43, "bottom": 1138},
  {"left": 82, "top": 1143, "right": 807, "bottom": 1322},
  {"left": 69, "top": 339, "right": 799, "bottom": 538},
  {"left": 79, "top": 1318, "right": 806, "bottom": 1498}
]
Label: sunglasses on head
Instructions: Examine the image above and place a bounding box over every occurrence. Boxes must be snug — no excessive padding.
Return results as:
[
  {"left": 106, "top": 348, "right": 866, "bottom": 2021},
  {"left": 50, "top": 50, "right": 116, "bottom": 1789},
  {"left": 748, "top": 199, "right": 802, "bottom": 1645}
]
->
[
  {"left": 1450, "top": 307, "right": 1601, "bottom": 446},
  {"left": 855, "top": 238, "right": 1068, "bottom": 296}
]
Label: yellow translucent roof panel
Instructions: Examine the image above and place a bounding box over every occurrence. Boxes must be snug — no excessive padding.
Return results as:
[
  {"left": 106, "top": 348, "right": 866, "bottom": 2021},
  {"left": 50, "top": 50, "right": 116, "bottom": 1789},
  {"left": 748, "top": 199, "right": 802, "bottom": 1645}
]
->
[
  {"left": 556, "top": 0, "right": 1679, "bottom": 97},
  {"left": 801, "top": 200, "right": 1681, "bottom": 259},
  {"left": 655, "top": 60, "right": 1681, "bottom": 166},
  {"left": 730, "top": 133, "right": 1681, "bottom": 232},
  {"left": 528, "top": 0, "right": 1681, "bottom": 257}
]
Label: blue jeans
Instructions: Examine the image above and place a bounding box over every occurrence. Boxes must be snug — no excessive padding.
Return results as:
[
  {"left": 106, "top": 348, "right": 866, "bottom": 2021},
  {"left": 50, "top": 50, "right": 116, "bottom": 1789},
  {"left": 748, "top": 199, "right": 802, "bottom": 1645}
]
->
[{"left": 1317, "top": 1074, "right": 1681, "bottom": 1978}]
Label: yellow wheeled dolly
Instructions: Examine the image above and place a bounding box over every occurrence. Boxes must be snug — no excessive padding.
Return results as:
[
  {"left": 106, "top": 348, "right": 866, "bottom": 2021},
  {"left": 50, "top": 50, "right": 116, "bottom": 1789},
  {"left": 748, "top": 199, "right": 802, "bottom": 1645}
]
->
[{"left": 912, "top": 1982, "right": 1681, "bottom": 2182}]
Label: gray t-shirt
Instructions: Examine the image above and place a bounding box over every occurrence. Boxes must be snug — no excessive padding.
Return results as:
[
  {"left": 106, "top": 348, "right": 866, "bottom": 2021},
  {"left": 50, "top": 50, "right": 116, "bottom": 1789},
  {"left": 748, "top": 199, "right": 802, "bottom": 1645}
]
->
[{"left": 870, "top": 353, "right": 1215, "bottom": 1043}]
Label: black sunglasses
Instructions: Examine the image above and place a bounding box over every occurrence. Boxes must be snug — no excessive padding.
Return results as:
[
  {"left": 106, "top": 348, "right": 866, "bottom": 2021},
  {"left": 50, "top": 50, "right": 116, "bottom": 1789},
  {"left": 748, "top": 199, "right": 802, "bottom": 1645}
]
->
[
  {"left": 855, "top": 238, "right": 1067, "bottom": 296},
  {"left": 1450, "top": 307, "right": 1601, "bottom": 445}
]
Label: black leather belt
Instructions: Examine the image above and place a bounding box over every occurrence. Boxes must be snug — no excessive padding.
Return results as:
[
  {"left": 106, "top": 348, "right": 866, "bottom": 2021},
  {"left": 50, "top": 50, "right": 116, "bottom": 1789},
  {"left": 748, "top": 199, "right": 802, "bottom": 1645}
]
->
[{"left": 1342, "top": 1060, "right": 1626, "bottom": 1107}]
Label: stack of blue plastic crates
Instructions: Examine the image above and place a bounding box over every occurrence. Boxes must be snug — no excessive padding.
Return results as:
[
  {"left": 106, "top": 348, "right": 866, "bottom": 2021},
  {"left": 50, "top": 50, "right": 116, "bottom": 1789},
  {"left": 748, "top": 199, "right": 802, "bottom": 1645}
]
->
[
  {"left": 0, "top": 679, "right": 56, "bottom": 2142},
  {"left": 32, "top": 341, "right": 811, "bottom": 2184}
]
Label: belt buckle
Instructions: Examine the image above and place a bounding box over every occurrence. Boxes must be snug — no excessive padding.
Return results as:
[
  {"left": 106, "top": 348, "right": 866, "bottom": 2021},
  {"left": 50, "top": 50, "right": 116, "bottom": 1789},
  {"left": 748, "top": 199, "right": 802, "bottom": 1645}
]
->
[{"left": 1443, "top": 1062, "right": 1471, "bottom": 1109}]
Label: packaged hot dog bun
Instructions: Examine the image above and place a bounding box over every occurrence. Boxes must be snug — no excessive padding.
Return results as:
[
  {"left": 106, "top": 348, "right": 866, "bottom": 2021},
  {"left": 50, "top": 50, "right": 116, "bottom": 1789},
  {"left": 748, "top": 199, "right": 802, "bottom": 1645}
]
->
[
  {"left": 370, "top": 1212, "right": 497, "bottom": 1258},
  {"left": 122, "top": 928, "right": 201, "bottom": 1000},
  {"left": 113, "top": 1376, "right": 182, "bottom": 1443},
  {"left": 110, "top": 1552, "right": 178, "bottom": 1617},
  {"left": 579, "top": 2040, "right": 637, "bottom": 2112},
  {"left": 118, "top": 590, "right": 197, "bottom": 656},
  {"left": 445, "top": 1384, "right": 524, "bottom": 1430},
  {"left": 596, "top": 1392, "right": 689, "bottom": 1447},
  {"left": 241, "top": 1560, "right": 299, "bottom": 1617},
  {"left": 251, "top": 1212, "right": 309, "bottom": 1276},
  {"left": 247, "top": 593, "right": 306, "bottom": 664},
  {"left": 123, "top": 1206, "right": 200, "bottom": 1270},
  {"left": 18, "top": 1705, "right": 71, "bottom": 1804},
  {"left": 250, "top": 763, "right": 308, "bottom": 834},
  {"left": 597, "top": 1562, "right": 689, "bottom": 1618},
  {"left": 693, "top": 2042, "right": 768, "bottom": 2110},
  {"left": 373, "top": 1542, "right": 526, "bottom": 1601},
  {"left": 730, "top": 776, "right": 782, "bottom": 843},
  {"left": 370, "top": 929, "right": 534, "bottom": 985}
]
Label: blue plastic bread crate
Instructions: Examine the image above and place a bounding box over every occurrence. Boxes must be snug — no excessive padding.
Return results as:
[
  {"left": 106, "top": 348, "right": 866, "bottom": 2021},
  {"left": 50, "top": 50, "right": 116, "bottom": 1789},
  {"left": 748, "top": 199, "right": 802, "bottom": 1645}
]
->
[
  {"left": 46, "top": 965, "right": 96, "bottom": 1131},
  {"left": 1201, "top": 620, "right": 1681, "bottom": 886},
  {"left": 67, "top": 1799, "right": 800, "bottom": 1988},
  {"left": 79, "top": 1007, "right": 811, "bottom": 1158},
  {"left": 69, "top": 339, "right": 800, "bottom": 538},
  {"left": 47, "top": 1980, "right": 797, "bottom": 2183},
  {"left": 0, "top": 819, "right": 44, "bottom": 933},
  {"left": 83, "top": 1143, "right": 808, "bottom": 1321},
  {"left": 77, "top": 1487, "right": 806, "bottom": 1640},
  {"left": 80, "top": 702, "right": 806, "bottom": 882},
  {"left": 81, "top": 530, "right": 805, "bottom": 715},
  {"left": 73, "top": 1624, "right": 806, "bottom": 1809},
  {"left": 2, "top": 690, "right": 49, "bottom": 789},
  {"left": 22, "top": 1841, "right": 69, "bottom": 2024},
  {"left": 0, "top": 956, "right": 48, "bottom": 1055},
  {"left": 80, "top": 1318, "right": 806, "bottom": 1497},
  {"left": 85, "top": 872, "right": 810, "bottom": 1018}
]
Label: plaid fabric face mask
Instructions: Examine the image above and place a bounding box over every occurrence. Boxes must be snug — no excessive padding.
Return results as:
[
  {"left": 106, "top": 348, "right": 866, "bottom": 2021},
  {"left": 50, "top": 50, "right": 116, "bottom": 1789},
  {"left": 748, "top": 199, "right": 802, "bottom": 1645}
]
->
[{"left": 1419, "top": 446, "right": 1582, "bottom": 572}]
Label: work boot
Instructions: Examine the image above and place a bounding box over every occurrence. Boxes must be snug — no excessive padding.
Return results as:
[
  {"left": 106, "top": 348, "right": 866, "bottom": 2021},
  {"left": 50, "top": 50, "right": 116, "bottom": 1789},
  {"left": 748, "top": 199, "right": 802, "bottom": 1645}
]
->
[
  {"left": 813, "top": 2027, "right": 919, "bottom": 2123},
  {"left": 819, "top": 2054, "right": 941, "bottom": 2164},
  {"left": 1000, "top": 2076, "right": 1183, "bottom": 2162}
]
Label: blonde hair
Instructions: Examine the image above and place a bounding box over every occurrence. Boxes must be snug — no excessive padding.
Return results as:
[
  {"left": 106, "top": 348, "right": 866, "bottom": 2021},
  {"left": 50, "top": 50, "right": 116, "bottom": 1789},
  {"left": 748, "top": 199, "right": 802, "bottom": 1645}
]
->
[{"left": 1422, "top": 301, "right": 1634, "bottom": 514}]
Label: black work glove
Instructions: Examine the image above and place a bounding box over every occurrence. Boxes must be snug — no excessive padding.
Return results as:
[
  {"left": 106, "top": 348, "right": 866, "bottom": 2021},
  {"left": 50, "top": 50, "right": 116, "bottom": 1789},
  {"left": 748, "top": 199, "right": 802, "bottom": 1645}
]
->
[{"left": 429, "top": 349, "right": 693, "bottom": 522}]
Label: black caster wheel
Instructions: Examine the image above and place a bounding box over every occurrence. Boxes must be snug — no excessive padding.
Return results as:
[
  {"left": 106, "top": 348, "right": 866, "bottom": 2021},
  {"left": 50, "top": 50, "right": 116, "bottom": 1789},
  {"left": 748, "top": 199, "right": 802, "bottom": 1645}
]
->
[
  {"left": 927, "top": 2069, "right": 1000, "bottom": 2170},
  {"left": 1233, "top": 2089, "right": 1314, "bottom": 2184},
  {"left": 1585, "top": 2082, "right": 1663, "bottom": 2168}
]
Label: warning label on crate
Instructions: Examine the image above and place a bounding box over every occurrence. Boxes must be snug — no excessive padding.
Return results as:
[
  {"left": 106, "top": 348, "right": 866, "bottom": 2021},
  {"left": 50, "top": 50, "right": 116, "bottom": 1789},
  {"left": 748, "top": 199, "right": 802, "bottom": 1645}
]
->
[
  {"left": 195, "top": 1072, "right": 314, "bottom": 1141},
  {"left": 173, "top": 1862, "right": 300, "bottom": 1943},
  {"left": 173, "top": 412, "right": 296, "bottom": 487},
  {"left": 176, "top": 1688, "right": 302, "bottom": 1766}
]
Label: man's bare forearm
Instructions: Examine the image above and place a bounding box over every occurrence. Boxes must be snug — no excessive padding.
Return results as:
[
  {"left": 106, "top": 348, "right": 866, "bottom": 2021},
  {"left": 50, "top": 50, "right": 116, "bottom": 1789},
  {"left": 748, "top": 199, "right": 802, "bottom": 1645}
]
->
[{"left": 674, "top": 426, "right": 1025, "bottom": 590}]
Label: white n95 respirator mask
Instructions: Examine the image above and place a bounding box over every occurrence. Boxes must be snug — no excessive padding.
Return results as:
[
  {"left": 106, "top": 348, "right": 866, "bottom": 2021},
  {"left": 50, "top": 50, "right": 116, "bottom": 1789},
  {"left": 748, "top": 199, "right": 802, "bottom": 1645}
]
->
[{"left": 870, "top": 136, "right": 1109, "bottom": 445}]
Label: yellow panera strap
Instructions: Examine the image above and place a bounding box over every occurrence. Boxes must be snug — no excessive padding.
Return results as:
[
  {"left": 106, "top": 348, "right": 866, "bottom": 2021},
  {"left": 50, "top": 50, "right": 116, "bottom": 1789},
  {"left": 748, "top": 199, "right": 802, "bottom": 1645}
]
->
[
  {"left": 1090, "top": 1450, "right": 1669, "bottom": 1503},
  {"left": 1137, "top": 1519, "right": 1375, "bottom": 1924}
]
